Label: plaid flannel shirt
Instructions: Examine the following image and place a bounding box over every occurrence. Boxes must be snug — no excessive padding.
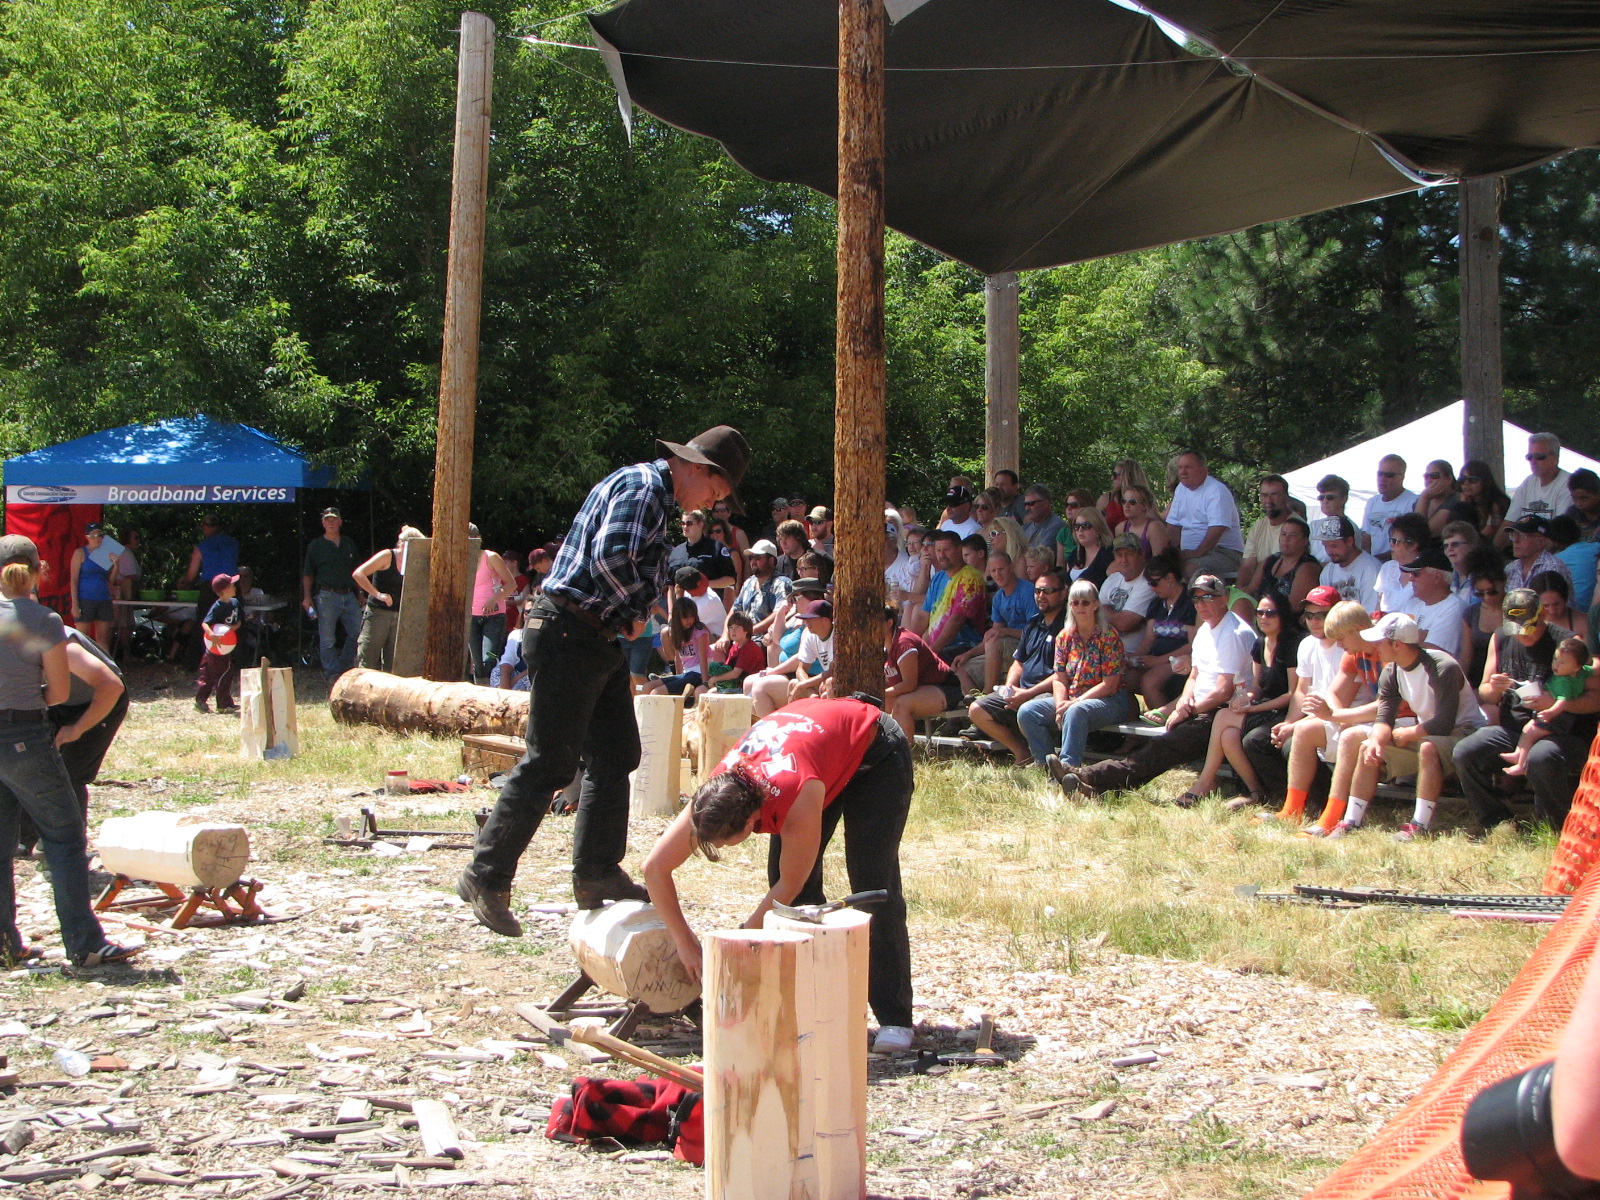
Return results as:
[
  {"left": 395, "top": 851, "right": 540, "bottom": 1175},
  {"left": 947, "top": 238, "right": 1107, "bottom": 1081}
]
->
[{"left": 544, "top": 459, "right": 673, "bottom": 628}]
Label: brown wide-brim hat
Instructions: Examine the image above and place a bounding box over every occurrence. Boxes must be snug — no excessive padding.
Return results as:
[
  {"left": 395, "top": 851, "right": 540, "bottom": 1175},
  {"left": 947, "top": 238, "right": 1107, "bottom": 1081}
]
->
[{"left": 656, "top": 425, "right": 751, "bottom": 514}]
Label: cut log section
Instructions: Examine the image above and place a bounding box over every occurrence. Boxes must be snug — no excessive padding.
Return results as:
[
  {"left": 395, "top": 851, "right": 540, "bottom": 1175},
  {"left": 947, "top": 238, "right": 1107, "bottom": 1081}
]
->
[
  {"left": 329, "top": 668, "right": 527, "bottom": 737},
  {"left": 96, "top": 812, "right": 250, "bottom": 890},
  {"left": 569, "top": 901, "right": 700, "bottom": 1014},
  {"left": 461, "top": 733, "right": 524, "bottom": 782},
  {"left": 693, "top": 694, "right": 753, "bottom": 786}
]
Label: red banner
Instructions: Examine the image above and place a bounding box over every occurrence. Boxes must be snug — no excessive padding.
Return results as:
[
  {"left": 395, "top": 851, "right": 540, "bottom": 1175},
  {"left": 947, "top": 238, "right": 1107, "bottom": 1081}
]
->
[{"left": 3, "top": 502, "right": 102, "bottom": 625}]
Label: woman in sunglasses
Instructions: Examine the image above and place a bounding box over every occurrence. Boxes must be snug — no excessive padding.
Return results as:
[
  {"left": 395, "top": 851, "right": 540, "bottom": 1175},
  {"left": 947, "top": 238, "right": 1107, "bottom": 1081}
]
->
[
  {"left": 1113, "top": 484, "right": 1171, "bottom": 560},
  {"left": 1059, "top": 506, "right": 1114, "bottom": 587},
  {"left": 1413, "top": 459, "right": 1460, "bottom": 535},
  {"left": 1452, "top": 459, "right": 1511, "bottom": 544},
  {"left": 1462, "top": 552, "right": 1508, "bottom": 686},
  {"left": 1096, "top": 459, "right": 1152, "bottom": 531}
]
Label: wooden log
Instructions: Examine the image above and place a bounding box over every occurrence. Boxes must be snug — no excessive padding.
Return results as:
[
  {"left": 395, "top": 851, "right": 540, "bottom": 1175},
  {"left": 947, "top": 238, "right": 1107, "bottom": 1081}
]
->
[
  {"left": 628, "top": 693, "right": 686, "bottom": 817},
  {"left": 569, "top": 901, "right": 699, "bottom": 1014},
  {"left": 693, "top": 694, "right": 753, "bottom": 786},
  {"left": 240, "top": 665, "right": 297, "bottom": 760},
  {"left": 95, "top": 812, "right": 250, "bottom": 890},
  {"left": 410, "top": 1100, "right": 463, "bottom": 1161},
  {"left": 461, "top": 733, "right": 524, "bottom": 782},
  {"left": 329, "top": 668, "right": 526, "bottom": 737},
  {"left": 764, "top": 908, "right": 870, "bottom": 1200},
  {"left": 704, "top": 929, "right": 817, "bottom": 1200}
]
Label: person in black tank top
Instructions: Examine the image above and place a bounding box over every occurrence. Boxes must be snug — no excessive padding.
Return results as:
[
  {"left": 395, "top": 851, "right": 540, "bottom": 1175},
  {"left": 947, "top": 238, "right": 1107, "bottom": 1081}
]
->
[{"left": 353, "top": 527, "right": 422, "bottom": 673}]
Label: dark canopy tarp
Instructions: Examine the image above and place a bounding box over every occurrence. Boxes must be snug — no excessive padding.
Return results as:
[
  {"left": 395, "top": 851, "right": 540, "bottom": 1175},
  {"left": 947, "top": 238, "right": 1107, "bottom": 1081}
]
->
[{"left": 588, "top": 0, "right": 1600, "bottom": 273}]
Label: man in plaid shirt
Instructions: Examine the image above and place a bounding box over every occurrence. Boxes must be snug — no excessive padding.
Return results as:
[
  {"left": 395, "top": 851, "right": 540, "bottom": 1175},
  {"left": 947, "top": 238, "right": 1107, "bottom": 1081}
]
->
[{"left": 459, "top": 426, "right": 751, "bottom": 934}]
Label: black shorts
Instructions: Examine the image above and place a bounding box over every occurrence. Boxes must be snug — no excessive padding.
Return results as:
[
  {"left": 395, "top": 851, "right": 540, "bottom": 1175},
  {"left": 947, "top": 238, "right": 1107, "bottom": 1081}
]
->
[
  {"left": 973, "top": 691, "right": 1021, "bottom": 734},
  {"left": 937, "top": 677, "right": 966, "bottom": 712},
  {"left": 78, "top": 599, "right": 114, "bottom": 623}
]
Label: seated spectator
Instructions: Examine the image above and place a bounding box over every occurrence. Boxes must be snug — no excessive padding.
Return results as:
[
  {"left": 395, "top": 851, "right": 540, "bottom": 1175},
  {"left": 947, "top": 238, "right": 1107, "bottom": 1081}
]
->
[
  {"left": 731, "top": 540, "right": 792, "bottom": 638},
  {"left": 668, "top": 510, "right": 736, "bottom": 591},
  {"left": 1184, "top": 593, "right": 1301, "bottom": 807},
  {"left": 1362, "top": 455, "right": 1418, "bottom": 560},
  {"left": 1454, "top": 459, "right": 1512, "bottom": 544},
  {"left": 1028, "top": 580, "right": 1135, "bottom": 786},
  {"left": 953, "top": 551, "right": 1036, "bottom": 692},
  {"left": 883, "top": 607, "right": 964, "bottom": 742},
  {"left": 1340, "top": 612, "right": 1488, "bottom": 841},
  {"left": 884, "top": 511, "right": 920, "bottom": 611},
  {"left": 1549, "top": 515, "right": 1598, "bottom": 611},
  {"left": 1441, "top": 520, "right": 1480, "bottom": 603},
  {"left": 1401, "top": 545, "right": 1468, "bottom": 659},
  {"left": 746, "top": 599, "right": 834, "bottom": 716},
  {"left": 1317, "top": 515, "right": 1381, "bottom": 610},
  {"left": 1272, "top": 600, "right": 1382, "bottom": 835},
  {"left": 800, "top": 549, "right": 834, "bottom": 588},
  {"left": 774, "top": 520, "right": 810, "bottom": 580},
  {"left": 1414, "top": 459, "right": 1460, "bottom": 535},
  {"left": 1374, "top": 512, "right": 1431, "bottom": 614},
  {"left": 706, "top": 610, "right": 767, "bottom": 692},
  {"left": 987, "top": 515, "right": 1027, "bottom": 562},
  {"left": 1115, "top": 484, "right": 1171, "bottom": 559},
  {"left": 1565, "top": 468, "right": 1600, "bottom": 542},
  {"left": 1060, "top": 506, "right": 1114, "bottom": 586},
  {"left": 1018, "top": 546, "right": 1054, "bottom": 584},
  {"left": 1532, "top": 570, "right": 1588, "bottom": 642},
  {"left": 763, "top": 576, "right": 827, "bottom": 669},
  {"left": 1127, "top": 548, "right": 1195, "bottom": 712},
  {"left": 993, "top": 469, "right": 1027, "bottom": 522},
  {"left": 1501, "top": 636, "right": 1591, "bottom": 777},
  {"left": 970, "top": 567, "right": 1067, "bottom": 766},
  {"left": 1254, "top": 515, "right": 1320, "bottom": 616},
  {"left": 972, "top": 489, "right": 1004, "bottom": 547},
  {"left": 1238, "top": 475, "right": 1294, "bottom": 594},
  {"left": 805, "top": 506, "right": 835, "bottom": 559},
  {"left": 711, "top": 498, "right": 749, "bottom": 553},
  {"left": 1454, "top": 587, "right": 1600, "bottom": 833},
  {"left": 491, "top": 622, "right": 530, "bottom": 691},
  {"left": 675, "top": 566, "right": 727, "bottom": 638},
  {"left": 708, "top": 514, "right": 745, "bottom": 591},
  {"left": 1308, "top": 473, "right": 1352, "bottom": 564},
  {"left": 1463, "top": 551, "right": 1508, "bottom": 686},
  {"left": 1099, "top": 535, "right": 1154, "bottom": 654},
  {"left": 1165, "top": 450, "right": 1245, "bottom": 580},
  {"left": 904, "top": 523, "right": 925, "bottom": 560},
  {"left": 960, "top": 535, "right": 989, "bottom": 580},
  {"left": 1505, "top": 432, "right": 1571, "bottom": 524},
  {"left": 646, "top": 597, "right": 713, "bottom": 702},
  {"left": 1021, "top": 484, "right": 1066, "bottom": 551},
  {"left": 1062, "top": 488, "right": 1096, "bottom": 528},
  {"left": 762, "top": 497, "right": 789, "bottom": 543},
  {"left": 940, "top": 485, "right": 981, "bottom": 538},
  {"left": 1097, "top": 459, "right": 1153, "bottom": 531},
  {"left": 1058, "top": 574, "right": 1256, "bottom": 801},
  {"left": 788, "top": 495, "right": 809, "bottom": 526},
  {"left": 1505, "top": 515, "right": 1571, "bottom": 591}
]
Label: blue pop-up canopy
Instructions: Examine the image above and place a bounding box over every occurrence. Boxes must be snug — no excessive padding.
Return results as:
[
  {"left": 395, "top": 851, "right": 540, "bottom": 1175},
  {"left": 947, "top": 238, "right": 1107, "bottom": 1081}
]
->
[{"left": 3, "top": 415, "right": 351, "bottom": 505}]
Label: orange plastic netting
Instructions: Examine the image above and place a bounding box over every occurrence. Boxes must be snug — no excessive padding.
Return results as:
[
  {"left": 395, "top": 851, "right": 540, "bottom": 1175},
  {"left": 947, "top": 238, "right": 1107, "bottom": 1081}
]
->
[{"left": 1302, "top": 750, "right": 1600, "bottom": 1200}]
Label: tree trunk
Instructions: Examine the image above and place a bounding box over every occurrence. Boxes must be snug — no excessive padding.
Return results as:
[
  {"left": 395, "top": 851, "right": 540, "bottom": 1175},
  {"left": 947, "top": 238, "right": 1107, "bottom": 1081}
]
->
[
  {"left": 985, "top": 271, "right": 1020, "bottom": 482},
  {"left": 329, "top": 667, "right": 526, "bottom": 737},
  {"left": 1460, "top": 176, "right": 1505, "bottom": 472}
]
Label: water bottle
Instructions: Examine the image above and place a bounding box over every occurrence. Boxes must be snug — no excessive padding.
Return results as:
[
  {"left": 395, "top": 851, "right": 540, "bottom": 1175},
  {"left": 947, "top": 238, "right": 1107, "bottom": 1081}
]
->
[{"left": 53, "top": 1048, "right": 91, "bottom": 1078}]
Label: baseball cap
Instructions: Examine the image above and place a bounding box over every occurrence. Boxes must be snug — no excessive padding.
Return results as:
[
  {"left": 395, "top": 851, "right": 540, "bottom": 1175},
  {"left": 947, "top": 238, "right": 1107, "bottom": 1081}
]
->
[
  {"left": 85, "top": 522, "right": 104, "bottom": 535},
  {"left": 748, "top": 539, "right": 779, "bottom": 558},
  {"left": 1304, "top": 585, "right": 1341, "bottom": 611},
  {"left": 1509, "top": 514, "right": 1551, "bottom": 537},
  {"left": 807, "top": 506, "right": 832, "bottom": 523},
  {"left": 1111, "top": 532, "right": 1142, "bottom": 553},
  {"left": 1314, "top": 514, "right": 1357, "bottom": 542},
  {"left": 321, "top": 506, "right": 342, "bottom": 519},
  {"left": 1359, "top": 611, "right": 1422, "bottom": 644},
  {"left": 673, "top": 565, "right": 704, "bottom": 588},
  {"left": 1502, "top": 588, "right": 1543, "bottom": 635},
  {"left": 211, "top": 573, "right": 240, "bottom": 594},
  {"left": 1189, "top": 574, "right": 1227, "bottom": 598},
  {"left": 944, "top": 485, "right": 973, "bottom": 506},
  {"left": 797, "top": 599, "right": 833, "bottom": 621},
  {"left": 1400, "top": 545, "right": 1452, "bottom": 573}
]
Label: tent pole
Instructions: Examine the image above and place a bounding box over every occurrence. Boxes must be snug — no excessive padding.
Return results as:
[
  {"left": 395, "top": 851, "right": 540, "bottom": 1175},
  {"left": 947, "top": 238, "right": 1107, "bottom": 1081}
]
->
[
  {"left": 832, "top": 0, "right": 887, "bottom": 702},
  {"left": 1460, "top": 177, "right": 1504, "bottom": 475},
  {"left": 425, "top": 11, "right": 494, "bottom": 682},
  {"left": 985, "top": 271, "right": 1020, "bottom": 482}
]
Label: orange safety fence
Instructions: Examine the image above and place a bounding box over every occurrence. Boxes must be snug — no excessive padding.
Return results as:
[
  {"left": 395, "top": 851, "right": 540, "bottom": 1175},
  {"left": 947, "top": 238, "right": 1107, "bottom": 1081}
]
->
[
  {"left": 1302, "top": 838, "right": 1600, "bottom": 1200},
  {"left": 1543, "top": 727, "right": 1600, "bottom": 895}
]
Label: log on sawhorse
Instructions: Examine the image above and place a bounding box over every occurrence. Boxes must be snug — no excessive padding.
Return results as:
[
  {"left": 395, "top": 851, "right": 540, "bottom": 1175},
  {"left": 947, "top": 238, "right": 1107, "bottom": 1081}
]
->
[{"left": 93, "top": 875, "right": 271, "bottom": 930}]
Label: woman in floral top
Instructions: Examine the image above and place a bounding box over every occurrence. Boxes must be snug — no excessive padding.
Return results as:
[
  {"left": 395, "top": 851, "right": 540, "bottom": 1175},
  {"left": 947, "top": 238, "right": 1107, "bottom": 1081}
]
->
[{"left": 1020, "top": 579, "right": 1134, "bottom": 778}]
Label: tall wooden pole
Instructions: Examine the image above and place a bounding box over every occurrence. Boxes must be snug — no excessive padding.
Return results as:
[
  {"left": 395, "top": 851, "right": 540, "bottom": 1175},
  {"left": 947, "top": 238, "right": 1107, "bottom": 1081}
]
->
[
  {"left": 833, "top": 0, "right": 887, "bottom": 702},
  {"left": 1460, "top": 176, "right": 1504, "bottom": 476},
  {"left": 424, "top": 11, "right": 494, "bottom": 682},
  {"left": 984, "top": 271, "right": 1020, "bottom": 482}
]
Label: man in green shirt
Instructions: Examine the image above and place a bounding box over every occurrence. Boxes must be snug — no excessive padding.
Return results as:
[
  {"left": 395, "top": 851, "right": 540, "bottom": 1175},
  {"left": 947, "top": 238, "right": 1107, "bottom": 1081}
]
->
[{"left": 301, "top": 507, "right": 363, "bottom": 681}]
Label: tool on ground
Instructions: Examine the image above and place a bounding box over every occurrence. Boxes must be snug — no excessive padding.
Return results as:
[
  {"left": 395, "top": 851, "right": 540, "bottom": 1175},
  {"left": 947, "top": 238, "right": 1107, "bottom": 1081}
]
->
[
  {"left": 322, "top": 805, "right": 488, "bottom": 849},
  {"left": 567, "top": 1023, "right": 705, "bottom": 1092},
  {"left": 1240, "top": 883, "right": 1570, "bottom": 915},
  {"left": 940, "top": 1014, "right": 1005, "bottom": 1067},
  {"left": 769, "top": 889, "right": 888, "bottom": 924}
]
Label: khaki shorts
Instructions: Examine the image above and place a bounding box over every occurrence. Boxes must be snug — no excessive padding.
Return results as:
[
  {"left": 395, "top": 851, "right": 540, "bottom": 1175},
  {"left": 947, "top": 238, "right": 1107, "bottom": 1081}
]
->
[
  {"left": 959, "top": 636, "right": 1019, "bottom": 685},
  {"left": 1317, "top": 721, "right": 1372, "bottom": 765},
  {"left": 1374, "top": 733, "right": 1464, "bottom": 780}
]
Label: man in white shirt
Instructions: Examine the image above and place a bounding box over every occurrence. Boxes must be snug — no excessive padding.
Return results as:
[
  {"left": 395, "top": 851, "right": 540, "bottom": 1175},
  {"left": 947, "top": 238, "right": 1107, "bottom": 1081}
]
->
[
  {"left": 1059, "top": 574, "right": 1255, "bottom": 799},
  {"left": 1317, "top": 516, "right": 1381, "bottom": 610},
  {"left": 1308, "top": 474, "right": 1351, "bottom": 565},
  {"left": 1506, "top": 432, "right": 1572, "bottom": 524},
  {"left": 1164, "top": 450, "right": 1245, "bottom": 581},
  {"left": 1099, "top": 535, "right": 1155, "bottom": 654},
  {"left": 1238, "top": 475, "right": 1292, "bottom": 594},
  {"left": 1360, "top": 454, "right": 1417, "bottom": 560},
  {"left": 939, "top": 485, "right": 981, "bottom": 539},
  {"left": 1397, "top": 546, "right": 1466, "bottom": 660}
]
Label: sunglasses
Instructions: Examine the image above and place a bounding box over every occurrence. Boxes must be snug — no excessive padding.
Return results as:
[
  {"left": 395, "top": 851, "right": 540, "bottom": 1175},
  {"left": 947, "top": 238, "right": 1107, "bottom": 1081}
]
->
[
  {"left": 1444, "top": 539, "right": 1469, "bottom": 550},
  {"left": 1034, "top": 585, "right": 1063, "bottom": 594},
  {"left": 1191, "top": 591, "right": 1223, "bottom": 601},
  {"left": 1460, "top": 476, "right": 1483, "bottom": 483},
  {"left": 974, "top": 502, "right": 994, "bottom": 511},
  {"left": 1256, "top": 608, "right": 1281, "bottom": 618},
  {"left": 1474, "top": 587, "right": 1501, "bottom": 598},
  {"left": 1390, "top": 536, "right": 1416, "bottom": 546},
  {"left": 1378, "top": 470, "right": 1401, "bottom": 478},
  {"left": 1527, "top": 453, "right": 1550, "bottom": 461},
  {"left": 1423, "top": 472, "right": 1444, "bottom": 481},
  {"left": 1305, "top": 610, "right": 1328, "bottom": 619},
  {"left": 1068, "top": 599, "right": 1096, "bottom": 607},
  {"left": 1024, "top": 498, "right": 1044, "bottom": 507},
  {"left": 1073, "top": 522, "right": 1094, "bottom": 530},
  {"left": 1317, "top": 493, "right": 1343, "bottom": 502}
]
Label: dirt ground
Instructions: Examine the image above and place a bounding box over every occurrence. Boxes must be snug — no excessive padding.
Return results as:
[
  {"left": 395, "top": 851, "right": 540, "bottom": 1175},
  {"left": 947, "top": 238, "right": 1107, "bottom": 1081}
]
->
[{"left": 0, "top": 671, "right": 1466, "bottom": 1200}]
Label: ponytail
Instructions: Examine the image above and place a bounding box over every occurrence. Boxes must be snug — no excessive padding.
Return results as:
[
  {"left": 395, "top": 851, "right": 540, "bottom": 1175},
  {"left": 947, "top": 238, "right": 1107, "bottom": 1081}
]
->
[{"left": 0, "top": 562, "right": 36, "bottom": 596}]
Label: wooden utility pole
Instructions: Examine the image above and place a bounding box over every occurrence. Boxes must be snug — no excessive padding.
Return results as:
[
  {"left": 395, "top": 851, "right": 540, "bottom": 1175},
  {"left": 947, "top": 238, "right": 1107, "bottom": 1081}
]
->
[
  {"left": 1460, "top": 176, "right": 1504, "bottom": 474},
  {"left": 832, "top": 0, "right": 887, "bottom": 702},
  {"left": 424, "top": 11, "right": 494, "bottom": 682},
  {"left": 984, "top": 272, "right": 1020, "bottom": 482}
]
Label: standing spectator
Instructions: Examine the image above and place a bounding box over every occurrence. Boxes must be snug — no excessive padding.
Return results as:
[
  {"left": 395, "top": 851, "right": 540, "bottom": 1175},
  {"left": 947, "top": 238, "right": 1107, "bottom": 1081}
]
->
[
  {"left": 1374, "top": 512, "right": 1431, "bottom": 614},
  {"left": 1402, "top": 545, "right": 1469, "bottom": 659},
  {"left": 1549, "top": 515, "right": 1598, "bottom": 611},
  {"left": 108, "top": 527, "right": 143, "bottom": 658},
  {"left": 301, "top": 507, "right": 363, "bottom": 682},
  {"left": 1021, "top": 485, "right": 1066, "bottom": 551},
  {"left": 971, "top": 567, "right": 1067, "bottom": 766},
  {"left": 939, "top": 486, "right": 981, "bottom": 539},
  {"left": 1343, "top": 613, "right": 1487, "bottom": 841},
  {"left": 732, "top": 540, "right": 792, "bottom": 638},
  {"left": 1164, "top": 450, "right": 1245, "bottom": 580},
  {"left": 1413, "top": 459, "right": 1460, "bottom": 534},
  {"left": 180, "top": 513, "right": 241, "bottom": 592},
  {"left": 1114, "top": 484, "right": 1171, "bottom": 559},
  {"left": 1308, "top": 473, "right": 1352, "bottom": 564},
  {"left": 352, "top": 527, "right": 423, "bottom": 673},
  {"left": 667, "top": 510, "right": 736, "bottom": 592},
  {"left": 1238, "top": 475, "right": 1293, "bottom": 594},
  {"left": 993, "top": 469, "right": 1027, "bottom": 522},
  {"left": 1097, "top": 459, "right": 1152, "bottom": 531},
  {"left": 774, "top": 520, "right": 810, "bottom": 581},
  {"left": 194, "top": 574, "right": 241, "bottom": 712},
  {"left": 1033, "top": 580, "right": 1134, "bottom": 786},
  {"left": 921, "top": 531, "right": 986, "bottom": 658},
  {"left": 1127, "top": 548, "right": 1195, "bottom": 711},
  {"left": 0, "top": 536, "right": 136, "bottom": 968},
  {"left": 1317, "top": 515, "right": 1381, "bottom": 610},
  {"left": 1453, "top": 459, "right": 1512, "bottom": 543},
  {"left": 68, "top": 523, "right": 115, "bottom": 652},
  {"left": 1059, "top": 574, "right": 1255, "bottom": 800},
  {"left": 467, "top": 528, "right": 518, "bottom": 685},
  {"left": 1506, "top": 432, "right": 1572, "bottom": 523},
  {"left": 883, "top": 608, "right": 963, "bottom": 742},
  {"left": 1099, "top": 534, "right": 1154, "bottom": 654},
  {"left": 1253, "top": 516, "right": 1320, "bottom": 616},
  {"left": 1564, "top": 468, "right": 1600, "bottom": 542},
  {"left": 1442, "top": 520, "right": 1480, "bottom": 603},
  {"left": 952, "top": 551, "right": 1035, "bottom": 693},
  {"left": 1454, "top": 588, "right": 1600, "bottom": 833},
  {"left": 1505, "top": 515, "right": 1571, "bottom": 592},
  {"left": 805, "top": 506, "right": 835, "bottom": 560},
  {"left": 1362, "top": 455, "right": 1418, "bottom": 559},
  {"left": 1061, "top": 506, "right": 1114, "bottom": 586}
]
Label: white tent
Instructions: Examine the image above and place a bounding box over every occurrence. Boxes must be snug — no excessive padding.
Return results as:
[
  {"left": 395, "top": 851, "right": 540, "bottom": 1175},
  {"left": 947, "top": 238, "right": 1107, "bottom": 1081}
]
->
[{"left": 1283, "top": 400, "right": 1600, "bottom": 516}]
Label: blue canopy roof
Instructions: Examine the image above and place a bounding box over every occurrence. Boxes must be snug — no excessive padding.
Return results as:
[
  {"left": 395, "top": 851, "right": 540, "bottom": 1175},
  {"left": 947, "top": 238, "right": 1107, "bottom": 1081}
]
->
[{"left": 3, "top": 417, "right": 353, "bottom": 503}]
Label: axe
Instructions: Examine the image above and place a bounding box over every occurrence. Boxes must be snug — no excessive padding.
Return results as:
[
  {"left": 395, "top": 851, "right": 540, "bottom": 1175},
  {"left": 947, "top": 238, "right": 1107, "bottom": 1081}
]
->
[
  {"left": 769, "top": 890, "right": 888, "bottom": 924},
  {"left": 940, "top": 1014, "right": 1005, "bottom": 1068}
]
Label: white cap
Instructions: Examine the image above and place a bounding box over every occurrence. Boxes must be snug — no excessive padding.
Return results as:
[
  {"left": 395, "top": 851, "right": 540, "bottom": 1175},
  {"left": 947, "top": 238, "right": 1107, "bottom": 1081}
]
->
[
  {"left": 748, "top": 539, "right": 780, "bottom": 557},
  {"left": 1359, "top": 611, "right": 1422, "bottom": 645}
]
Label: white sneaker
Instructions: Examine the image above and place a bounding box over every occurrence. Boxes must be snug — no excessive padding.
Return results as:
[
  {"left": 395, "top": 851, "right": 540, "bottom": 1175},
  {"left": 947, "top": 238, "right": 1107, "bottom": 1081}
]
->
[{"left": 872, "top": 1025, "right": 915, "bottom": 1054}]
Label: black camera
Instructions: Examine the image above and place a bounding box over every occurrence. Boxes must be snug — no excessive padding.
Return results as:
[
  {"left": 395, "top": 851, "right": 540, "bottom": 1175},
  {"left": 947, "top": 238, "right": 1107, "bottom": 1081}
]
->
[{"left": 1461, "top": 1060, "right": 1600, "bottom": 1199}]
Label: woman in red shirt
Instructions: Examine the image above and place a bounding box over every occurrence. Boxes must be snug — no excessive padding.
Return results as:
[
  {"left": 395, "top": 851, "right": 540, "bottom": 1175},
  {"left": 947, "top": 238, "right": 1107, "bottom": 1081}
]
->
[
  {"left": 883, "top": 606, "right": 963, "bottom": 742},
  {"left": 642, "top": 696, "right": 916, "bottom": 1053}
]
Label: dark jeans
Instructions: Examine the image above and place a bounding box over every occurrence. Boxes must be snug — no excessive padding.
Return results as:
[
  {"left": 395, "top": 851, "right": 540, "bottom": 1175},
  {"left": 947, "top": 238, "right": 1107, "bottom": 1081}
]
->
[
  {"left": 469, "top": 600, "right": 639, "bottom": 889},
  {"left": 20, "top": 694, "right": 129, "bottom": 855},
  {"left": 0, "top": 720, "right": 109, "bottom": 961},
  {"left": 1076, "top": 711, "right": 1216, "bottom": 793},
  {"left": 1453, "top": 722, "right": 1587, "bottom": 831},
  {"left": 766, "top": 712, "right": 914, "bottom": 1028},
  {"left": 469, "top": 613, "right": 508, "bottom": 684},
  {"left": 316, "top": 589, "right": 362, "bottom": 679},
  {"left": 1241, "top": 723, "right": 1331, "bottom": 809},
  {"left": 196, "top": 651, "right": 237, "bottom": 706}
]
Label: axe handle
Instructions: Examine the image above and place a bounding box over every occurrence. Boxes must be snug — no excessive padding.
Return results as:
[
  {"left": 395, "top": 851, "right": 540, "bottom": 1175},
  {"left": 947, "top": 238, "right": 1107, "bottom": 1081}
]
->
[{"left": 568, "top": 1024, "right": 705, "bottom": 1092}]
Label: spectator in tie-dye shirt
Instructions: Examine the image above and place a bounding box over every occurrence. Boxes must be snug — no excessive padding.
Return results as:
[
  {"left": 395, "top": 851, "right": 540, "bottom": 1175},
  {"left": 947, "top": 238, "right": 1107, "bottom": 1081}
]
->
[{"left": 921, "top": 530, "right": 986, "bottom": 658}]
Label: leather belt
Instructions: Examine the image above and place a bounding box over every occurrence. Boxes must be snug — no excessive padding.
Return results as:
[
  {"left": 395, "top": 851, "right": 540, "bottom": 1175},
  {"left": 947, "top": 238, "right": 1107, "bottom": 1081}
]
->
[
  {"left": 550, "top": 595, "right": 607, "bottom": 632},
  {"left": 0, "top": 709, "right": 49, "bottom": 724}
]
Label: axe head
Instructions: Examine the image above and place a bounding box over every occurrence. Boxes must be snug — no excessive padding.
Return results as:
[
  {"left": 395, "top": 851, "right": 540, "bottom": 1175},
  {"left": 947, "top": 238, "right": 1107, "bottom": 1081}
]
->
[{"left": 769, "top": 889, "right": 889, "bottom": 924}]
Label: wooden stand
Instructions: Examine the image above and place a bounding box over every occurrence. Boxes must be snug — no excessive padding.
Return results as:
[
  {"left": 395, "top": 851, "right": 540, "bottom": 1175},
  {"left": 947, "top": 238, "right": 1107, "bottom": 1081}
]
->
[
  {"left": 704, "top": 929, "right": 817, "bottom": 1200},
  {"left": 461, "top": 732, "right": 524, "bottom": 781},
  {"left": 765, "top": 909, "right": 871, "bottom": 1200},
  {"left": 692, "top": 693, "right": 753, "bottom": 785},
  {"left": 629, "top": 693, "right": 687, "bottom": 817},
  {"left": 94, "top": 876, "right": 266, "bottom": 930}
]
